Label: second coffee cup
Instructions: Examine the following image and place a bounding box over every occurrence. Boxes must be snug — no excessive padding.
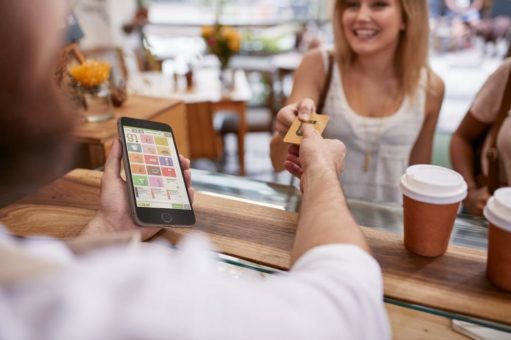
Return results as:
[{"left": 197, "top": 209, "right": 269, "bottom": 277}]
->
[
  {"left": 400, "top": 165, "right": 467, "bottom": 257},
  {"left": 484, "top": 187, "right": 511, "bottom": 291}
]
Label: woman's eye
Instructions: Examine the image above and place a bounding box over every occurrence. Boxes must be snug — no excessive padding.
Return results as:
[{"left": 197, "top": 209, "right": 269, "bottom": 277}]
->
[
  {"left": 372, "top": 1, "right": 389, "bottom": 8},
  {"left": 345, "top": 1, "right": 360, "bottom": 8}
]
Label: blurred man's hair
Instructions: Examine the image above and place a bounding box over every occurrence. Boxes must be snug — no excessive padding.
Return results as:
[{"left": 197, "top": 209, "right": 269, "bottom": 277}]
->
[{"left": 0, "top": 2, "right": 75, "bottom": 206}]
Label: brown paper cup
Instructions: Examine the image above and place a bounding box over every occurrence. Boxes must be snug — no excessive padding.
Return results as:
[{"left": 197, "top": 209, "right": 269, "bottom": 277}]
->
[
  {"left": 403, "top": 195, "right": 460, "bottom": 257},
  {"left": 487, "top": 224, "right": 511, "bottom": 291}
]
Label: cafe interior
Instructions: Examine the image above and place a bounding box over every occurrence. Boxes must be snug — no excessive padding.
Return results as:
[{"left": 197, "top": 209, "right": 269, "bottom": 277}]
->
[{"left": 2, "top": 0, "right": 511, "bottom": 338}]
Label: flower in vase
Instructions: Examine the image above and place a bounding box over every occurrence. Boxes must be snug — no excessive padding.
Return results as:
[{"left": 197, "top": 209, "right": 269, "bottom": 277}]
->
[
  {"left": 69, "top": 59, "right": 111, "bottom": 88},
  {"left": 202, "top": 24, "right": 241, "bottom": 70},
  {"left": 68, "top": 59, "right": 114, "bottom": 120}
]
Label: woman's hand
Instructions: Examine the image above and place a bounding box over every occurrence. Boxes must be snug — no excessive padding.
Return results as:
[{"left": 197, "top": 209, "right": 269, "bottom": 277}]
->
[
  {"left": 81, "top": 139, "right": 194, "bottom": 241},
  {"left": 275, "top": 98, "right": 316, "bottom": 138},
  {"left": 463, "top": 186, "right": 490, "bottom": 217}
]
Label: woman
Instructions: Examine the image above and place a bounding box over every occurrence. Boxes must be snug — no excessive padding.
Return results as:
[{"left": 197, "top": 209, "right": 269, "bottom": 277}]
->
[
  {"left": 450, "top": 58, "right": 511, "bottom": 216},
  {"left": 271, "top": 0, "right": 444, "bottom": 203}
]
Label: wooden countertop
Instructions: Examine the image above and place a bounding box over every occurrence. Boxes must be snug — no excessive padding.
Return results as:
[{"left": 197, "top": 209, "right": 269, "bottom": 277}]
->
[
  {"left": 74, "top": 95, "right": 183, "bottom": 143},
  {"left": 1, "top": 169, "right": 510, "bottom": 326}
]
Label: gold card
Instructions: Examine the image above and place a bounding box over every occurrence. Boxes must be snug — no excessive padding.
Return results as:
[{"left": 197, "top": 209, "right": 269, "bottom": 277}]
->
[{"left": 283, "top": 113, "right": 330, "bottom": 144}]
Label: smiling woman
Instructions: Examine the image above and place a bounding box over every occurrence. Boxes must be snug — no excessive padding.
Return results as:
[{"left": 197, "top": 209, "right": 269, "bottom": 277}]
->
[{"left": 270, "top": 0, "right": 445, "bottom": 204}]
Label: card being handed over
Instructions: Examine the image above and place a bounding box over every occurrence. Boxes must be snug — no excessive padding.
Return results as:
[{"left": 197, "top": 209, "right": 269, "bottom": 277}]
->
[{"left": 283, "top": 113, "right": 330, "bottom": 144}]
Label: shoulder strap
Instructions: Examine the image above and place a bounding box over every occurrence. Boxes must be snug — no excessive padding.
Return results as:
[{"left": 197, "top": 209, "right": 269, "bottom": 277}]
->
[
  {"left": 317, "top": 51, "right": 334, "bottom": 115},
  {"left": 486, "top": 68, "right": 511, "bottom": 194}
]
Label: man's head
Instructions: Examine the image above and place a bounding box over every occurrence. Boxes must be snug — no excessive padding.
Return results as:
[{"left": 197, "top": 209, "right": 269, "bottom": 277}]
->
[{"left": 0, "top": 1, "right": 74, "bottom": 205}]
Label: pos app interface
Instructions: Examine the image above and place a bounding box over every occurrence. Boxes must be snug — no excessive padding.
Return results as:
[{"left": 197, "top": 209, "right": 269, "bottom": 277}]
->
[{"left": 123, "top": 126, "right": 191, "bottom": 210}]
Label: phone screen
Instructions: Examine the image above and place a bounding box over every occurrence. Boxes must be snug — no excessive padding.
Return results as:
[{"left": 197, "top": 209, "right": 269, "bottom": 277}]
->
[{"left": 123, "top": 125, "right": 192, "bottom": 211}]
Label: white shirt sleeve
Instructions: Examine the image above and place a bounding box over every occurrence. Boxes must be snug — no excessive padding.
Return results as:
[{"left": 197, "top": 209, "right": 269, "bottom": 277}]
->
[{"left": 0, "top": 232, "right": 390, "bottom": 340}]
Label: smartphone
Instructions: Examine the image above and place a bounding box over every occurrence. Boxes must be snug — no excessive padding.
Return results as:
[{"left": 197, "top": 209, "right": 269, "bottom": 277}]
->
[{"left": 118, "top": 117, "right": 195, "bottom": 226}]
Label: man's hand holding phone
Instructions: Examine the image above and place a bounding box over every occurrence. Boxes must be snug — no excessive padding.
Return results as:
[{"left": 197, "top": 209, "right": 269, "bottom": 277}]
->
[{"left": 82, "top": 137, "right": 195, "bottom": 240}]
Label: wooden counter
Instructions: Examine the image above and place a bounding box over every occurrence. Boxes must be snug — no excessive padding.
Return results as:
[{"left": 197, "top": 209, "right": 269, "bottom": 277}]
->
[
  {"left": 73, "top": 95, "right": 189, "bottom": 169},
  {"left": 1, "top": 169, "right": 510, "bottom": 327}
]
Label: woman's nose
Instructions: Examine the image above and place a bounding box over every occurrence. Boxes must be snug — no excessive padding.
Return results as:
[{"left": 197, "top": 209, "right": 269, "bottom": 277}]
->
[{"left": 354, "top": 4, "right": 371, "bottom": 22}]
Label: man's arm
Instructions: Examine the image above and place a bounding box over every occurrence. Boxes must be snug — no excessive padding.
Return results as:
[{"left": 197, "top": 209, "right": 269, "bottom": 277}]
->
[{"left": 286, "top": 124, "right": 369, "bottom": 265}]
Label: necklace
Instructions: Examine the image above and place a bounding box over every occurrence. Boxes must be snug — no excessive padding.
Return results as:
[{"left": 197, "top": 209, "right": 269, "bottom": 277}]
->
[
  {"left": 361, "top": 116, "right": 386, "bottom": 172},
  {"left": 352, "top": 90, "right": 392, "bottom": 172}
]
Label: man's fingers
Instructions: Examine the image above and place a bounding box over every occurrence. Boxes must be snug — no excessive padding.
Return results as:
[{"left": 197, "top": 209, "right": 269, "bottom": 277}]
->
[
  {"left": 284, "top": 160, "right": 303, "bottom": 179},
  {"left": 179, "top": 154, "right": 190, "bottom": 169},
  {"left": 300, "top": 123, "right": 320, "bottom": 139},
  {"left": 288, "top": 144, "right": 299, "bottom": 157},
  {"left": 286, "top": 153, "right": 301, "bottom": 167},
  {"left": 104, "top": 139, "right": 122, "bottom": 180},
  {"left": 183, "top": 168, "right": 192, "bottom": 188}
]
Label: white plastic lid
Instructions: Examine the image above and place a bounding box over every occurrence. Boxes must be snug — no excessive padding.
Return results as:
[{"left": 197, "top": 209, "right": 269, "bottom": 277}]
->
[
  {"left": 400, "top": 164, "right": 467, "bottom": 205},
  {"left": 484, "top": 187, "right": 511, "bottom": 232}
]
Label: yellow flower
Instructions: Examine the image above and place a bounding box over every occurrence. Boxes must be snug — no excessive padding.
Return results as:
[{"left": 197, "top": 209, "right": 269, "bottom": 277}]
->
[
  {"left": 202, "top": 25, "right": 241, "bottom": 68},
  {"left": 201, "top": 25, "right": 214, "bottom": 38},
  {"left": 228, "top": 36, "right": 240, "bottom": 52},
  {"left": 69, "top": 60, "right": 111, "bottom": 88}
]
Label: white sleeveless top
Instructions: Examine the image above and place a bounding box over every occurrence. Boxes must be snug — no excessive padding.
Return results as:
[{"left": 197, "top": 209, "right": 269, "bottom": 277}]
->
[{"left": 320, "top": 50, "right": 427, "bottom": 203}]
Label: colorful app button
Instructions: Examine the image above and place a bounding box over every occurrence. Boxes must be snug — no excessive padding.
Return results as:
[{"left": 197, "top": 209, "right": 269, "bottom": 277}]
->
[
  {"left": 161, "top": 167, "right": 176, "bottom": 177},
  {"left": 155, "top": 136, "right": 168, "bottom": 146},
  {"left": 149, "top": 176, "right": 164, "bottom": 187},
  {"left": 146, "top": 166, "right": 162, "bottom": 176},
  {"left": 144, "top": 155, "right": 159, "bottom": 165},
  {"left": 127, "top": 143, "right": 142, "bottom": 153},
  {"left": 140, "top": 134, "right": 155, "bottom": 144},
  {"left": 131, "top": 164, "right": 147, "bottom": 175},
  {"left": 126, "top": 133, "right": 140, "bottom": 144},
  {"left": 134, "top": 186, "right": 151, "bottom": 199},
  {"left": 132, "top": 175, "right": 148, "bottom": 186},
  {"left": 128, "top": 153, "right": 144, "bottom": 164},
  {"left": 157, "top": 146, "right": 171, "bottom": 156},
  {"left": 151, "top": 188, "right": 167, "bottom": 200},
  {"left": 142, "top": 144, "right": 157, "bottom": 155},
  {"left": 159, "top": 157, "right": 173, "bottom": 167}
]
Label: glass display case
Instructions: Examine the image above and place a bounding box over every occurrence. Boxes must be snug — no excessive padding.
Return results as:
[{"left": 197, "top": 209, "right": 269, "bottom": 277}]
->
[{"left": 191, "top": 169, "right": 510, "bottom": 334}]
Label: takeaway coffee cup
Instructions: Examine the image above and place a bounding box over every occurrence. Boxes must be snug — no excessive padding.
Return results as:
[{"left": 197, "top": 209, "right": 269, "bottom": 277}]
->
[
  {"left": 484, "top": 187, "right": 511, "bottom": 291},
  {"left": 400, "top": 165, "right": 467, "bottom": 257}
]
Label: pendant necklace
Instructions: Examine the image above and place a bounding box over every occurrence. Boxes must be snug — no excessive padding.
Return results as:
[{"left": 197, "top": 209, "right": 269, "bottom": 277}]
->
[
  {"left": 361, "top": 116, "right": 385, "bottom": 172},
  {"left": 357, "top": 92, "right": 391, "bottom": 172},
  {"left": 349, "top": 73, "right": 398, "bottom": 172}
]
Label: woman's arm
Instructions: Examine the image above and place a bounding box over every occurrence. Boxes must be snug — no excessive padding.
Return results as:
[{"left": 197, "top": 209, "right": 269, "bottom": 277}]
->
[
  {"left": 409, "top": 71, "right": 445, "bottom": 165},
  {"left": 270, "top": 49, "right": 325, "bottom": 171},
  {"left": 450, "top": 112, "right": 490, "bottom": 215}
]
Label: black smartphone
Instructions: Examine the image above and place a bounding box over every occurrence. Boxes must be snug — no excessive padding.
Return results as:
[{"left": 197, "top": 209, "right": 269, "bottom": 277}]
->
[{"left": 118, "top": 117, "right": 195, "bottom": 226}]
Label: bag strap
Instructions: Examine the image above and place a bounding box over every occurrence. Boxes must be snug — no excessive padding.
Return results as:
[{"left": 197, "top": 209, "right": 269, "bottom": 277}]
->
[
  {"left": 486, "top": 69, "right": 511, "bottom": 194},
  {"left": 316, "top": 51, "right": 334, "bottom": 114}
]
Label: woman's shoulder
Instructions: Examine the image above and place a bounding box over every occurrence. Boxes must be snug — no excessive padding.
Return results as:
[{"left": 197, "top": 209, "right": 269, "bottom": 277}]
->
[
  {"left": 295, "top": 48, "right": 330, "bottom": 85},
  {"left": 301, "top": 48, "right": 328, "bottom": 66},
  {"left": 422, "top": 68, "right": 445, "bottom": 103},
  {"left": 470, "top": 58, "right": 511, "bottom": 122},
  {"left": 426, "top": 68, "right": 445, "bottom": 93},
  {"left": 493, "top": 58, "right": 511, "bottom": 78}
]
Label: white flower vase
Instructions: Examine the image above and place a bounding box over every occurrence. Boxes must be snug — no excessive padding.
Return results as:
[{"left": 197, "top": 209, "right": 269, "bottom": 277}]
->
[
  {"left": 81, "top": 82, "right": 114, "bottom": 123},
  {"left": 219, "top": 68, "right": 235, "bottom": 95}
]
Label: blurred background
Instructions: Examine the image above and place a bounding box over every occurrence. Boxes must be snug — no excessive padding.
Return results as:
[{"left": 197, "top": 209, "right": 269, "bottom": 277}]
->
[{"left": 69, "top": 0, "right": 511, "bottom": 184}]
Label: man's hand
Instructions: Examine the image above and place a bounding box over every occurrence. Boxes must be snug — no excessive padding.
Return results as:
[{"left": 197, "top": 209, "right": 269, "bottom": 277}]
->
[
  {"left": 81, "top": 139, "right": 194, "bottom": 240},
  {"left": 463, "top": 186, "right": 490, "bottom": 217},
  {"left": 284, "top": 123, "right": 345, "bottom": 192}
]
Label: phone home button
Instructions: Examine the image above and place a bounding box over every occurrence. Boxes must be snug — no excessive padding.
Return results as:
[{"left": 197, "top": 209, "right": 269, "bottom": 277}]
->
[{"left": 161, "top": 213, "right": 173, "bottom": 223}]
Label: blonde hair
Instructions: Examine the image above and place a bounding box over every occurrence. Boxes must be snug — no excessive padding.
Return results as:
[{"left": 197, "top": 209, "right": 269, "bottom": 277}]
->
[{"left": 332, "top": 0, "right": 430, "bottom": 97}]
